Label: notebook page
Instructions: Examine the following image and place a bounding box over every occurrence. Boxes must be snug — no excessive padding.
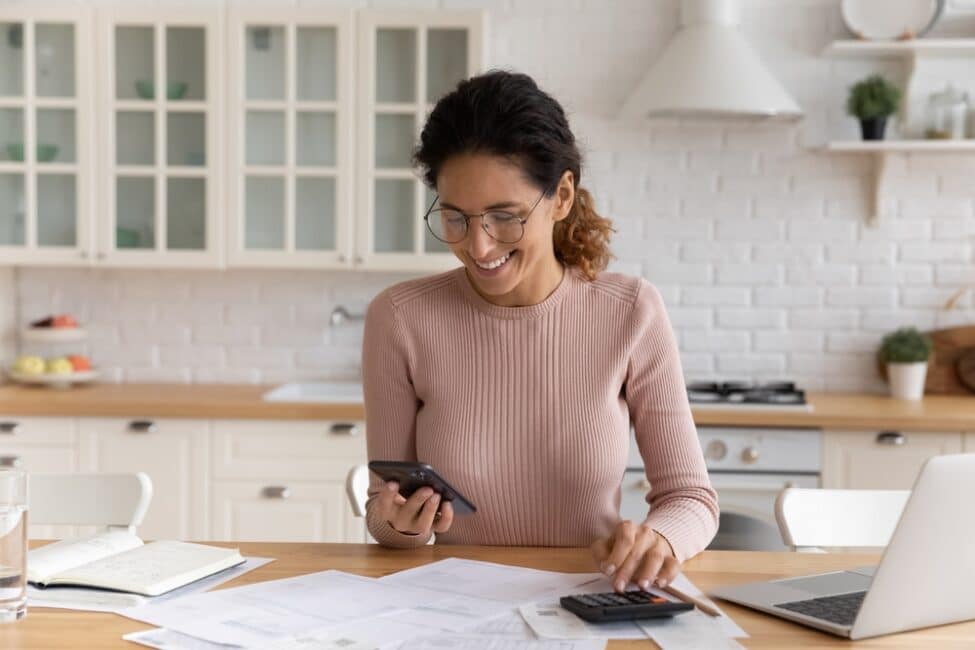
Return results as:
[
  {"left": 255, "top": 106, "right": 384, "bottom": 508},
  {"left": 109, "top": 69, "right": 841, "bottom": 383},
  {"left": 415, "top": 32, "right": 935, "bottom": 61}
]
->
[
  {"left": 28, "top": 530, "right": 143, "bottom": 584},
  {"left": 51, "top": 540, "right": 243, "bottom": 595}
]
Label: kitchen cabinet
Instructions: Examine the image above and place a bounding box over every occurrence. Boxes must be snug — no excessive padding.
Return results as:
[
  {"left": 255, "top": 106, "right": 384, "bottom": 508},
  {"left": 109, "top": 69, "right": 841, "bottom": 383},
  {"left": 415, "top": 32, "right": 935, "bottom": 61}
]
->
[
  {"left": 966, "top": 433, "right": 975, "bottom": 452},
  {"left": 226, "top": 8, "right": 355, "bottom": 269},
  {"left": 0, "top": 415, "right": 80, "bottom": 539},
  {"left": 0, "top": 412, "right": 368, "bottom": 543},
  {"left": 78, "top": 417, "right": 209, "bottom": 541},
  {"left": 0, "top": 6, "right": 483, "bottom": 271},
  {"left": 0, "top": 8, "right": 94, "bottom": 265},
  {"left": 822, "top": 429, "right": 964, "bottom": 490},
  {"left": 355, "top": 10, "right": 483, "bottom": 272},
  {"left": 97, "top": 8, "right": 223, "bottom": 267}
]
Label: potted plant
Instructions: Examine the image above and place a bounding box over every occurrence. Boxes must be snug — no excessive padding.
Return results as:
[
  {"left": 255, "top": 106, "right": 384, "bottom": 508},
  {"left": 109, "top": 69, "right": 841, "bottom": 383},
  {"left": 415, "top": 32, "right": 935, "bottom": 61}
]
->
[
  {"left": 846, "top": 75, "right": 902, "bottom": 141},
  {"left": 879, "top": 327, "right": 932, "bottom": 400}
]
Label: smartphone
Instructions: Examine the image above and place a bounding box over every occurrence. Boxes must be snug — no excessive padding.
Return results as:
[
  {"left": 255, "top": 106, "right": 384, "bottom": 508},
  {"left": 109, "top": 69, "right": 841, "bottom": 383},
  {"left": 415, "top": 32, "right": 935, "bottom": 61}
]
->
[{"left": 368, "top": 460, "right": 477, "bottom": 515}]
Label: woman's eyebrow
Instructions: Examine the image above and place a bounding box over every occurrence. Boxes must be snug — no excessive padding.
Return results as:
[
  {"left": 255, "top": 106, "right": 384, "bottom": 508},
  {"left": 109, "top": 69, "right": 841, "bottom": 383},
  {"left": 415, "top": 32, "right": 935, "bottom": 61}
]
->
[{"left": 439, "top": 199, "right": 523, "bottom": 211}]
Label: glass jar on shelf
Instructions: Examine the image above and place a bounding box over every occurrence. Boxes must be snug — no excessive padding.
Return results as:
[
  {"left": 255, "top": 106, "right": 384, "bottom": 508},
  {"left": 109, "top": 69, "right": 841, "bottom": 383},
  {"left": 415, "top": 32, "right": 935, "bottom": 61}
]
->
[{"left": 924, "top": 84, "right": 968, "bottom": 140}]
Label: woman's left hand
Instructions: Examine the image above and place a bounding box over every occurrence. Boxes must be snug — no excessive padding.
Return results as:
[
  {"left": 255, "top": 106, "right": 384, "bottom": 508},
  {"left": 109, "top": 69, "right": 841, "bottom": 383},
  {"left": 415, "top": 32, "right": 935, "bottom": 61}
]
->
[{"left": 590, "top": 520, "right": 680, "bottom": 593}]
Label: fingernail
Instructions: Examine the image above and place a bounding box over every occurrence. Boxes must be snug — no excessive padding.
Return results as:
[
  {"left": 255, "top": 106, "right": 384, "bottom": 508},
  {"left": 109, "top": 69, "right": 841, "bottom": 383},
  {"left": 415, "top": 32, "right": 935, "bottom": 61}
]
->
[
  {"left": 386, "top": 482, "right": 398, "bottom": 491},
  {"left": 657, "top": 578, "right": 668, "bottom": 588},
  {"left": 615, "top": 579, "right": 625, "bottom": 592},
  {"left": 639, "top": 580, "right": 650, "bottom": 591},
  {"left": 601, "top": 563, "right": 616, "bottom": 576}
]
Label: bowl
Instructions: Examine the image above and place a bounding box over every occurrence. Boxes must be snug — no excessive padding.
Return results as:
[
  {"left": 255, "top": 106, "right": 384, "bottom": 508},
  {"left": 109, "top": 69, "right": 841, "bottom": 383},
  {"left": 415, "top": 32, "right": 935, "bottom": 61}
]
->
[
  {"left": 6, "top": 143, "right": 60, "bottom": 162},
  {"left": 134, "top": 80, "right": 188, "bottom": 100}
]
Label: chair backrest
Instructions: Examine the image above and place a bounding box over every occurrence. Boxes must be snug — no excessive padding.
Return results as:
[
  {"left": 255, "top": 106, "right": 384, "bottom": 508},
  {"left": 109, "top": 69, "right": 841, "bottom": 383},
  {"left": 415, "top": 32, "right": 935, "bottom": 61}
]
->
[
  {"left": 345, "top": 464, "right": 368, "bottom": 517},
  {"left": 30, "top": 472, "right": 153, "bottom": 534},
  {"left": 775, "top": 487, "right": 910, "bottom": 552}
]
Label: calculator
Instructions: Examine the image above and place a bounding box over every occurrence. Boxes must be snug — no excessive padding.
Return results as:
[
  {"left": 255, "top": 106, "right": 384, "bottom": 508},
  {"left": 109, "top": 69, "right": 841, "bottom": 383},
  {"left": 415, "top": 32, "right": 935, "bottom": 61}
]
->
[{"left": 560, "top": 590, "right": 694, "bottom": 623}]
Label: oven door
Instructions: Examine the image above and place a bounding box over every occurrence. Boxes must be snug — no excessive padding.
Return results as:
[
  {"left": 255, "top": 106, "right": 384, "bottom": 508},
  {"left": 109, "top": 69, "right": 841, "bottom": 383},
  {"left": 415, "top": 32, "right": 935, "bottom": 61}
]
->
[{"left": 619, "top": 469, "right": 818, "bottom": 551}]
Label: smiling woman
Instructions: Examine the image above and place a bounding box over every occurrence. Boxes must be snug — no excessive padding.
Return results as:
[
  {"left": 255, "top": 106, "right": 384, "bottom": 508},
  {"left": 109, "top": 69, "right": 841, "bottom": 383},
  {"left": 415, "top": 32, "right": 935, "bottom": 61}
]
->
[{"left": 362, "top": 70, "right": 718, "bottom": 594}]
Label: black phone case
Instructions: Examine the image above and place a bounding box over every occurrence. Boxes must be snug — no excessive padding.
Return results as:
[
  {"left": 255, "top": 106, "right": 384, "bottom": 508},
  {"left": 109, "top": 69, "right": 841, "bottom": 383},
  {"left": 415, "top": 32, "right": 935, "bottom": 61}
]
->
[{"left": 368, "top": 461, "right": 477, "bottom": 515}]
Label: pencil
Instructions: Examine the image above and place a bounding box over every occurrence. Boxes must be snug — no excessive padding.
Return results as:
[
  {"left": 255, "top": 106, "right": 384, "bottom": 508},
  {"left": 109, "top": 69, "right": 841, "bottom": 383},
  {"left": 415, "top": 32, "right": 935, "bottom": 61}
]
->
[{"left": 661, "top": 584, "right": 722, "bottom": 617}]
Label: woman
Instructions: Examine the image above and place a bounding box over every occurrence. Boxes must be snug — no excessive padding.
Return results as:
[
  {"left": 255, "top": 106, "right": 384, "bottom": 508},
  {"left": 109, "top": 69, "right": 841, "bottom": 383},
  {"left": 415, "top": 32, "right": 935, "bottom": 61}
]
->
[{"left": 362, "top": 70, "right": 718, "bottom": 593}]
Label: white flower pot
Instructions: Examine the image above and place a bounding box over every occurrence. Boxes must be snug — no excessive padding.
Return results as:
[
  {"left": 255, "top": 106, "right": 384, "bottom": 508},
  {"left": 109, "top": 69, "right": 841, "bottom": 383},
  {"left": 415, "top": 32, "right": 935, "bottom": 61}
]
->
[{"left": 887, "top": 362, "right": 928, "bottom": 400}]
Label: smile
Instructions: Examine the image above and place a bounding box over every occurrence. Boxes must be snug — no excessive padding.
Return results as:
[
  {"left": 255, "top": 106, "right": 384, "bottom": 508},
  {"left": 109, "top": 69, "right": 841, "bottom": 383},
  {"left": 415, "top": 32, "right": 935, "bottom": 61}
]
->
[{"left": 474, "top": 251, "right": 515, "bottom": 270}]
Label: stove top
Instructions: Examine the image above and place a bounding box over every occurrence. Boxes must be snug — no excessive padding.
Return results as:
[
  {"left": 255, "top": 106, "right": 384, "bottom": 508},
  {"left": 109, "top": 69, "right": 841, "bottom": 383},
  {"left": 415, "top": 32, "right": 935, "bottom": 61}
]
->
[{"left": 687, "top": 381, "right": 812, "bottom": 411}]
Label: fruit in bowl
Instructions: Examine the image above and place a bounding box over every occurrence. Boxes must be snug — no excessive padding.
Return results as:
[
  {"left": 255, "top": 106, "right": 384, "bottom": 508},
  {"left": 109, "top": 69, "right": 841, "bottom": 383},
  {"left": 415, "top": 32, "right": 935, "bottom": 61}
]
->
[
  {"left": 45, "top": 357, "right": 75, "bottom": 375},
  {"left": 29, "top": 313, "right": 78, "bottom": 328},
  {"left": 67, "top": 355, "right": 92, "bottom": 372},
  {"left": 13, "top": 355, "right": 46, "bottom": 376}
]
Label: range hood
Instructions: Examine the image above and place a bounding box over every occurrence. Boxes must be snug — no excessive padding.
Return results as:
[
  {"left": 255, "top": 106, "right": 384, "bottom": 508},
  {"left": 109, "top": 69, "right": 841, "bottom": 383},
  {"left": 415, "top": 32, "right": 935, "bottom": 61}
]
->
[{"left": 620, "top": 0, "right": 802, "bottom": 121}]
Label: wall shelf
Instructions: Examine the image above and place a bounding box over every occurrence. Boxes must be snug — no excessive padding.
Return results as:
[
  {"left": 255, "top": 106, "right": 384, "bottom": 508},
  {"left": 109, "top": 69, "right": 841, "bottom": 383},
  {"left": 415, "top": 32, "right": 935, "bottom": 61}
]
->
[
  {"left": 824, "top": 140, "right": 975, "bottom": 226},
  {"left": 823, "top": 38, "right": 975, "bottom": 226}
]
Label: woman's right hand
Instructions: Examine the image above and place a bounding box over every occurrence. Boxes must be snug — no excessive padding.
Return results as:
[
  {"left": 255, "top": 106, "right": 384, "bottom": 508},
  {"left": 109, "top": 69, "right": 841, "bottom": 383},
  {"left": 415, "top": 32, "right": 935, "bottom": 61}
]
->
[{"left": 375, "top": 481, "right": 454, "bottom": 537}]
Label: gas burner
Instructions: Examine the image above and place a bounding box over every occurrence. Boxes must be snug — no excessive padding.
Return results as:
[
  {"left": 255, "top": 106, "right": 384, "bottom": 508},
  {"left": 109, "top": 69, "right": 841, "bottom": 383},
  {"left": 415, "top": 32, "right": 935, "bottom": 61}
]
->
[{"left": 687, "top": 381, "right": 807, "bottom": 408}]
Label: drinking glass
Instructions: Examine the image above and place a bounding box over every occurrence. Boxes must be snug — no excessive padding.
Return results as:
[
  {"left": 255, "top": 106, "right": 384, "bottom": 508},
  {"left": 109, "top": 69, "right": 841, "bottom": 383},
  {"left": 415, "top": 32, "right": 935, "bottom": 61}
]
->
[{"left": 0, "top": 470, "right": 27, "bottom": 622}]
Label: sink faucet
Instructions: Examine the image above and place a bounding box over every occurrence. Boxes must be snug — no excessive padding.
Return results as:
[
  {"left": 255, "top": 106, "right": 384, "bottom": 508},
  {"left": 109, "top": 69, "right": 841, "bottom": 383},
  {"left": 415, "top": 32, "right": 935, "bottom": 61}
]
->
[{"left": 330, "top": 305, "right": 365, "bottom": 327}]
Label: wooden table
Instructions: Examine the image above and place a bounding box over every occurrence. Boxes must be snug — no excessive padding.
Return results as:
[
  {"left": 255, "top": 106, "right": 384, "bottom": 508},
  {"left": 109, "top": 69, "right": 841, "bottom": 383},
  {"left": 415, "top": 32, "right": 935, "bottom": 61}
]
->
[{"left": 3, "top": 544, "right": 974, "bottom": 648}]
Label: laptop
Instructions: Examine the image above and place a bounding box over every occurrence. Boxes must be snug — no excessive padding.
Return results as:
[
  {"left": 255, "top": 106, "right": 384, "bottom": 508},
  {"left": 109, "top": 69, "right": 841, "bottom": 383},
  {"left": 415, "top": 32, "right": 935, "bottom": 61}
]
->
[{"left": 710, "top": 453, "right": 975, "bottom": 640}]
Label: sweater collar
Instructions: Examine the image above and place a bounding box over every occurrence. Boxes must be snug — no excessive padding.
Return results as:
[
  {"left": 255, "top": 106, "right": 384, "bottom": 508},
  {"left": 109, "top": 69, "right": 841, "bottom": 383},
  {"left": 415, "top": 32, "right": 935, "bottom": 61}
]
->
[{"left": 453, "top": 264, "right": 577, "bottom": 319}]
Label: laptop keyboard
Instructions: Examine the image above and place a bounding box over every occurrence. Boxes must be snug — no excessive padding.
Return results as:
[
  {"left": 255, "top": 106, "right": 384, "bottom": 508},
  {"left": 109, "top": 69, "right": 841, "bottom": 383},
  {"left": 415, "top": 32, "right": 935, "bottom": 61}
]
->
[{"left": 775, "top": 590, "right": 867, "bottom": 627}]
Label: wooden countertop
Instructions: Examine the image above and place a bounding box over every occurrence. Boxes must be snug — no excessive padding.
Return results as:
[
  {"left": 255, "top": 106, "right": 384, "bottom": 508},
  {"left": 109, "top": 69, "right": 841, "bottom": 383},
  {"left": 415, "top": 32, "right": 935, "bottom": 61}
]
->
[
  {"left": 2, "top": 382, "right": 975, "bottom": 430},
  {"left": 4, "top": 543, "right": 973, "bottom": 649}
]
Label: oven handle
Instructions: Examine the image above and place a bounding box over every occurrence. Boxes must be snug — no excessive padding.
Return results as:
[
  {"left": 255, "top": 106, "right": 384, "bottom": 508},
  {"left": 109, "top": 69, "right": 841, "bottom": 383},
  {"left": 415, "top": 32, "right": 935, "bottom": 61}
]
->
[{"left": 708, "top": 480, "right": 802, "bottom": 492}]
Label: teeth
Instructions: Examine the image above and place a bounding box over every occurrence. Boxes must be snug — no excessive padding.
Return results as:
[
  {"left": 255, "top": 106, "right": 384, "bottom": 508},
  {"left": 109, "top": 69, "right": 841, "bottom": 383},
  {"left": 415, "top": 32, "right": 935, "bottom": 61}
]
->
[{"left": 475, "top": 252, "right": 512, "bottom": 270}]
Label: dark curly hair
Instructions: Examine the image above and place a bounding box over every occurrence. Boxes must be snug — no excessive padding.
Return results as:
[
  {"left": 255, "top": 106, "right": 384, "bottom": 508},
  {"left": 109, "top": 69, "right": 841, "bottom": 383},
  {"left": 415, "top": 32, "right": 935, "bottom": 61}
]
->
[{"left": 413, "top": 70, "right": 614, "bottom": 280}]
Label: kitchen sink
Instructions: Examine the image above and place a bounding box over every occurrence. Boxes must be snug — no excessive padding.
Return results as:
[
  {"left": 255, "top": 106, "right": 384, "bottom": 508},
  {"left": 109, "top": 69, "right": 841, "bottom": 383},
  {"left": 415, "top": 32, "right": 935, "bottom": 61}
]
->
[{"left": 262, "top": 381, "right": 363, "bottom": 404}]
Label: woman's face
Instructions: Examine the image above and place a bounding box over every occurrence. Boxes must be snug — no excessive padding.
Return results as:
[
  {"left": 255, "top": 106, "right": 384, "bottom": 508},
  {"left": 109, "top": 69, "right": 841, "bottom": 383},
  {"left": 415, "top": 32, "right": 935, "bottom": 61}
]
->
[{"left": 435, "top": 153, "right": 572, "bottom": 306}]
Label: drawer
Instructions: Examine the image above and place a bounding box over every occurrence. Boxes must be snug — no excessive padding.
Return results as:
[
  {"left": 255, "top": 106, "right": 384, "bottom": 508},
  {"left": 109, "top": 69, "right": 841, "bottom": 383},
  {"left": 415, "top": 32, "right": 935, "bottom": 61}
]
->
[
  {"left": 211, "top": 420, "right": 366, "bottom": 481},
  {"left": 0, "top": 416, "right": 76, "bottom": 445},
  {"left": 0, "top": 446, "right": 78, "bottom": 473}
]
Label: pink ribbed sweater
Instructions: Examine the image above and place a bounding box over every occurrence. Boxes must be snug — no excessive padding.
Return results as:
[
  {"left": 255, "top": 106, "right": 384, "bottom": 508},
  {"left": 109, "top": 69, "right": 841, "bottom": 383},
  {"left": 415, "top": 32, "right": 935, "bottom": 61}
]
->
[{"left": 362, "top": 265, "right": 719, "bottom": 562}]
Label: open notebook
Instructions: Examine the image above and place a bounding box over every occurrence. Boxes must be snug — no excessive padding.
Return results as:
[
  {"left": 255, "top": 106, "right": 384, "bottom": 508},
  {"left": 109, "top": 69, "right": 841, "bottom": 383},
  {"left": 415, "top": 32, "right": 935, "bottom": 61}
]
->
[{"left": 28, "top": 530, "right": 245, "bottom": 597}]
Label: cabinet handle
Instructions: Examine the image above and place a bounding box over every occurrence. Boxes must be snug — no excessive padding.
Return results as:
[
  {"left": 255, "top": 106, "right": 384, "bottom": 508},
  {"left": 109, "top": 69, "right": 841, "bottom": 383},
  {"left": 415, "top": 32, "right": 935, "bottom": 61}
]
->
[
  {"left": 0, "top": 455, "right": 21, "bottom": 468},
  {"left": 0, "top": 422, "right": 21, "bottom": 435},
  {"left": 876, "top": 431, "right": 906, "bottom": 446},
  {"left": 128, "top": 420, "right": 157, "bottom": 434},
  {"left": 262, "top": 486, "right": 290, "bottom": 499},
  {"left": 330, "top": 422, "right": 361, "bottom": 436}
]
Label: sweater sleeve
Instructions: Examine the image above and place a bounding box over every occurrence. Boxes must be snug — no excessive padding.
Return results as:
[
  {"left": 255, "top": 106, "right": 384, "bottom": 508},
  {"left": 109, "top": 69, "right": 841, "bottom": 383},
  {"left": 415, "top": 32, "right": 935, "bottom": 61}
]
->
[
  {"left": 361, "top": 290, "right": 432, "bottom": 548},
  {"left": 625, "top": 281, "right": 719, "bottom": 563}
]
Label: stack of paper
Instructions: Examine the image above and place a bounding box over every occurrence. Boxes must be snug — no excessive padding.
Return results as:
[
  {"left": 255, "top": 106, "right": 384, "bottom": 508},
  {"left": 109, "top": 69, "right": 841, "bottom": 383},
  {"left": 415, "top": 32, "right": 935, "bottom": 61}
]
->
[{"left": 120, "top": 558, "right": 746, "bottom": 650}]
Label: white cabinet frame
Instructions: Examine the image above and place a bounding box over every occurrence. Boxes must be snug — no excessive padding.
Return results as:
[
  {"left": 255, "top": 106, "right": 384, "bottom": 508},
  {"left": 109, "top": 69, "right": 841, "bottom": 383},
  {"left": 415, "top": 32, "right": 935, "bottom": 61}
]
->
[{"left": 97, "top": 8, "right": 223, "bottom": 268}]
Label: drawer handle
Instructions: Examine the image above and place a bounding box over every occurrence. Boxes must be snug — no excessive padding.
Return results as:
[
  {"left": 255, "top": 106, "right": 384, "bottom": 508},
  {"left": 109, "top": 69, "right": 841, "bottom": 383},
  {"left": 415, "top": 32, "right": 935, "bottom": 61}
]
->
[
  {"left": 128, "top": 420, "right": 157, "bottom": 434},
  {"left": 0, "top": 421, "right": 21, "bottom": 435},
  {"left": 0, "top": 455, "right": 21, "bottom": 468},
  {"left": 262, "top": 486, "right": 290, "bottom": 499},
  {"left": 876, "top": 431, "right": 906, "bottom": 446},
  {"left": 330, "top": 423, "right": 361, "bottom": 436}
]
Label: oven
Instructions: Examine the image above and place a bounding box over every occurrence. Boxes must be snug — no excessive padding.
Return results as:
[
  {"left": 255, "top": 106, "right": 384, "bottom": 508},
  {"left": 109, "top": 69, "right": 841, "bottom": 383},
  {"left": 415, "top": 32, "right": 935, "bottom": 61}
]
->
[{"left": 621, "top": 426, "right": 822, "bottom": 551}]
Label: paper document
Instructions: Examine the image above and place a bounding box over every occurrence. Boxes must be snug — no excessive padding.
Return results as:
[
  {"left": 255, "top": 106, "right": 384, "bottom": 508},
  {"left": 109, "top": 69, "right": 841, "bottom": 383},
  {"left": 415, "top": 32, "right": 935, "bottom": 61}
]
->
[
  {"left": 639, "top": 610, "right": 746, "bottom": 650},
  {"left": 30, "top": 557, "right": 273, "bottom": 613},
  {"left": 121, "top": 569, "right": 452, "bottom": 647},
  {"left": 519, "top": 602, "right": 592, "bottom": 639},
  {"left": 125, "top": 628, "right": 241, "bottom": 649}
]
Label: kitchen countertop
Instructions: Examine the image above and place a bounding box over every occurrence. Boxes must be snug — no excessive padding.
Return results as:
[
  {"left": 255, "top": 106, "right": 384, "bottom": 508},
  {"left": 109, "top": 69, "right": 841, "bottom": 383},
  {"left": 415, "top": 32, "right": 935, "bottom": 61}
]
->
[{"left": 1, "top": 382, "right": 975, "bottom": 430}]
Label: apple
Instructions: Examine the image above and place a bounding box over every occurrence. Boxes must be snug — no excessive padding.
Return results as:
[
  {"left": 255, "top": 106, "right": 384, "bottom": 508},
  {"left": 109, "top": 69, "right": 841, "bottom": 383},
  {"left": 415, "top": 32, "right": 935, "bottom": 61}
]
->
[
  {"left": 13, "top": 355, "right": 46, "bottom": 375},
  {"left": 67, "top": 355, "right": 92, "bottom": 372},
  {"left": 45, "top": 357, "right": 74, "bottom": 375},
  {"left": 51, "top": 314, "right": 78, "bottom": 328}
]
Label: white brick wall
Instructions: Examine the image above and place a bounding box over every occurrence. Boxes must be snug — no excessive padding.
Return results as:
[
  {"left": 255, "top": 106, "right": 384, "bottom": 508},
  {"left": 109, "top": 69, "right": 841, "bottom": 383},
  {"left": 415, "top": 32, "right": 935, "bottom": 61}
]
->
[{"left": 6, "top": 0, "right": 975, "bottom": 393}]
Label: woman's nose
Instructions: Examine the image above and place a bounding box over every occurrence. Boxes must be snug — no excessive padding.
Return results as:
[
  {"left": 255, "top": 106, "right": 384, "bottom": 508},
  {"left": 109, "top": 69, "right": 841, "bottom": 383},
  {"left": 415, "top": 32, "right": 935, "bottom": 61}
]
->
[{"left": 465, "top": 220, "right": 495, "bottom": 257}]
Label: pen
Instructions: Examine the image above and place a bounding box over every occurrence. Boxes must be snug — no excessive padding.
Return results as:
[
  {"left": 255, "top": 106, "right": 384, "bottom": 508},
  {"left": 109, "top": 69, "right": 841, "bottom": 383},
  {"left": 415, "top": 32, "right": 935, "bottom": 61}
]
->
[{"left": 660, "top": 584, "right": 722, "bottom": 617}]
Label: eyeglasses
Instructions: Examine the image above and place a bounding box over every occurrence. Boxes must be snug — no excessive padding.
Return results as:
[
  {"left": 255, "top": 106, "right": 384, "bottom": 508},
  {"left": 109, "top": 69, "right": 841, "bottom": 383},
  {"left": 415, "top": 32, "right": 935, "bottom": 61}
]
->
[{"left": 423, "top": 187, "right": 549, "bottom": 244}]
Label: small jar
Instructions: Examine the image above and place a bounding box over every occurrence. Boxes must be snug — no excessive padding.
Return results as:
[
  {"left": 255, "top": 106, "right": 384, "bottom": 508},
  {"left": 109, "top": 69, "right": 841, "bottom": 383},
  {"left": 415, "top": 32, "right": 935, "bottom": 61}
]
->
[{"left": 925, "top": 84, "right": 968, "bottom": 140}]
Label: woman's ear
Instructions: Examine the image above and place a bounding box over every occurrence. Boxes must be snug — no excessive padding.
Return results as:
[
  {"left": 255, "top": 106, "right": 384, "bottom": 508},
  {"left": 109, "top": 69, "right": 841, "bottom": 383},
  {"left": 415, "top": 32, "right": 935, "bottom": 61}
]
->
[{"left": 552, "top": 170, "right": 575, "bottom": 223}]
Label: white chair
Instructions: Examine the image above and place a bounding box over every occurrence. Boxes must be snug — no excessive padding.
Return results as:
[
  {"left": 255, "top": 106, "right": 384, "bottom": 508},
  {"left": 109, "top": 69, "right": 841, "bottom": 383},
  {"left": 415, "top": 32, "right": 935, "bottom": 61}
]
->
[
  {"left": 345, "top": 464, "right": 368, "bottom": 517},
  {"left": 29, "top": 472, "right": 153, "bottom": 534},
  {"left": 775, "top": 487, "right": 910, "bottom": 553}
]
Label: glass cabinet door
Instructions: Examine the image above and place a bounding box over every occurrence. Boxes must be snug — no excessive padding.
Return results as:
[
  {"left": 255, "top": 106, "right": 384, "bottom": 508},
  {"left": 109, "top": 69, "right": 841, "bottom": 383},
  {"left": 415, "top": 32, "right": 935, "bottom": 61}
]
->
[
  {"left": 0, "top": 12, "right": 90, "bottom": 263},
  {"left": 103, "top": 11, "right": 219, "bottom": 266},
  {"left": 228, "top": 9, "right": 353, "bottom": 268},
  {"left": 357, "top": 11, "right": 483, "bottom": 271}
]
